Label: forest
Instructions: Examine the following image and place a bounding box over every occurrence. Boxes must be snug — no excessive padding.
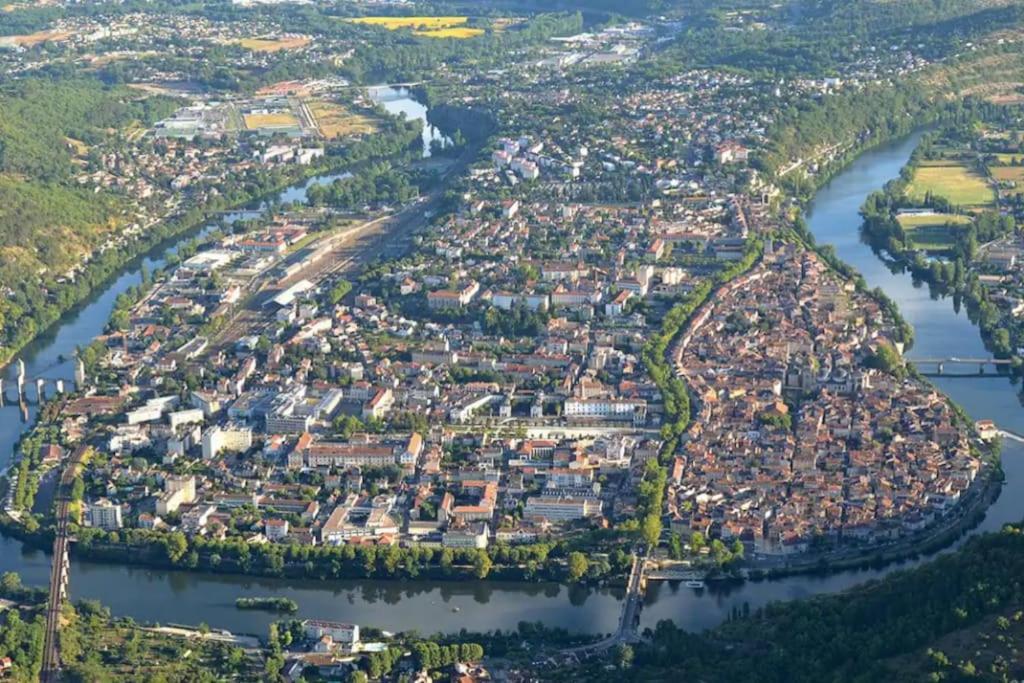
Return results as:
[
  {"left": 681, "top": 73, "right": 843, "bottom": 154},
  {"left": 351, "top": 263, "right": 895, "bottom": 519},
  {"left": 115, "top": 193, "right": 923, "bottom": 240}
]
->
[{"left": 567, "top": 523, "right": 1024, "bottom": 682}]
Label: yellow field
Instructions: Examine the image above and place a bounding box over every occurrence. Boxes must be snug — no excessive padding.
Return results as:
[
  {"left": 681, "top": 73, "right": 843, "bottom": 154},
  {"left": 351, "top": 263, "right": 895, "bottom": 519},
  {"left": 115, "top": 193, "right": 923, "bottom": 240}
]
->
[
  {"left": 996, "top": 153, "right": 1024, "bottom": 164},
  {"left": 906, "top": 162, "right": 995, "bottom": 207},
  {"left": 348, "top": 16, "right": 468, "bottom": 30},
  {"left": 244, "top": 112, "right": 300, "bottom": 130},
  {"left": 237, "top": 36, "right": 311, "bottom": 52},
  {"left": 308, "top": 100, "right": 377, "bottom": 138},
  {"left": 414, "top": 27, "right": 484, "bottom": 39}
]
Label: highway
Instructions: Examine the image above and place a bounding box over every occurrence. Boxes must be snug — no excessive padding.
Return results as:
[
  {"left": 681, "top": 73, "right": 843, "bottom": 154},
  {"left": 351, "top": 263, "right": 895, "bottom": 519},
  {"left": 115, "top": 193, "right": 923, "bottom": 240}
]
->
[{"left": 40, "top": 446, "right": 87, "bottom": 683}]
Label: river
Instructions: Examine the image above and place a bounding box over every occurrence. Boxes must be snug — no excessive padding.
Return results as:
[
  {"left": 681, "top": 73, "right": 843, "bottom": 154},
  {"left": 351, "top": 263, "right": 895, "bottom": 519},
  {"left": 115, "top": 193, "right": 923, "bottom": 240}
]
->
[{"left": 2, "top": 126, "right": 1023, "bottom": 637}]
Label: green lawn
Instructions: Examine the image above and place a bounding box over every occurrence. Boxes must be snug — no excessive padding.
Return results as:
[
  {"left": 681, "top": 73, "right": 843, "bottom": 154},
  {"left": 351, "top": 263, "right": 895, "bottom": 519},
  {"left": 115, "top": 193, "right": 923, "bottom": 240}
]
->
[{"left": 906, "top": 163, "right": 995, "bottom": 207}]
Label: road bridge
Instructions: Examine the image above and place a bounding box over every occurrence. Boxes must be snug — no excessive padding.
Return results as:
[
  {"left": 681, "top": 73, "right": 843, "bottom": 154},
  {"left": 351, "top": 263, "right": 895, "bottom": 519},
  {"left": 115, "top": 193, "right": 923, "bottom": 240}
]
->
[
  {"left": 911, "top": 357, "right": 1012, "bottom": 376},
  {"left": 563, "top": 553, "right": 647, "bottom": 659}
]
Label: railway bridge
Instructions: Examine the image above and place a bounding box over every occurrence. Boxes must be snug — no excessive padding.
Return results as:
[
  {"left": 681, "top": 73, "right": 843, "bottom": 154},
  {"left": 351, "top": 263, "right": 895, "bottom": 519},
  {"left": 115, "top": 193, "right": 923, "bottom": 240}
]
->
[{"left": 39, "top": 446, "right": 88, "bottom": 683}]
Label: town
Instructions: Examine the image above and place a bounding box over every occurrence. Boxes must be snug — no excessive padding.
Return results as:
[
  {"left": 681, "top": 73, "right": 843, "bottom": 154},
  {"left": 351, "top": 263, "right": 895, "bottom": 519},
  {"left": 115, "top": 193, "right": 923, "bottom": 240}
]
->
[{"left": 0, "top": 0, "right": 1021, "bottom": 681}]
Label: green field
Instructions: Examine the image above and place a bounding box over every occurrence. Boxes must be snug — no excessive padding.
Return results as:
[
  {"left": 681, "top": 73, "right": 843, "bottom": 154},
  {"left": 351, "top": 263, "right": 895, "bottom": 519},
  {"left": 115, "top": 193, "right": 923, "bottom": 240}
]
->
[
  {"left": 906, "top": 162, "right": 995, "bottom": 207},
  {"left": 896, "top": 213, "right": 971, "bottom": 251}
]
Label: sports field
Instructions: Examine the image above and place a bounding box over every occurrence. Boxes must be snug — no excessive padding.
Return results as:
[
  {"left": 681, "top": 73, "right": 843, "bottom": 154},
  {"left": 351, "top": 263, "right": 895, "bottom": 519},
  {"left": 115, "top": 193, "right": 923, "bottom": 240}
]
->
[
  {"left": 896, "top": 213, "right": 972, "bottom": 251},
  {"left": 244, "top": 112, "right": 300, "bottom": 130},
  {"left": 308, "top": 101, "right": 377, "bottom": 138},
  {"left": 906, "top": 162, "right": 995, "bottom": 207}
]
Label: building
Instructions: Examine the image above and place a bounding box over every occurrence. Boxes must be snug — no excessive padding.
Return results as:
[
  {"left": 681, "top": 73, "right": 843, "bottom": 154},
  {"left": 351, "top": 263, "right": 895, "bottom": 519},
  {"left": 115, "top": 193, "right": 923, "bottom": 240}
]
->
[
  {"left": 88, "top": 500, "right": 123, "bottom": 530},
  {"left": 524, "top": 495, "right": 601, "bottom": 522},
  {"left": 442, "top": 523, "right": 489, "bottom": 549},
  {"left": 155, "top": 475, "right": 197, "bottom": 516},
  {"left": 563, "top": 398, "right": 647, "bottom": 425},
  {"left": 302, "top": 620, "right": 360, "bottom": 645},
  {"left": 202, "top": 424, "right": 254, "bottom": 460},
  {"left": 265, "top": 518, "right": 290, "bottom": 541}
]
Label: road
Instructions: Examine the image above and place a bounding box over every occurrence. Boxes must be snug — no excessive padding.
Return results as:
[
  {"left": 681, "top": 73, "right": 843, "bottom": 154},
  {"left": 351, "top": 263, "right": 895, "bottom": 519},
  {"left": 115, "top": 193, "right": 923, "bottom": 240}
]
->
[{"left": 40, "top": 446, "right": 88, "bottom": 683}]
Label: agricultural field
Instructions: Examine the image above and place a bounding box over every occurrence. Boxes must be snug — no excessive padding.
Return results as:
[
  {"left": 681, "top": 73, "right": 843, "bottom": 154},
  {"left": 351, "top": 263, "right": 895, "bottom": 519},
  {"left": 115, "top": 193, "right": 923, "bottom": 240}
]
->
[
  {"left": 414, "top": 27, "right": 485, "bottom": 38},
  {"left": 348, "top": 16, "right": 469, "bottom": 30},
  {"left": 897, "top": 213, "right": 972, "bottom": 251},
  {"left": 236, "top": 36, "right": 311, "bottom": 52},
  {"left": 997, "top": 153, "right": 1024, "bottom": 164},
  {"left": 346, "top": 15, "right": 490, "bottom": 38},
  {"left": 243, "top": 112, "right": 300, "bottom": 130},
  {"left": 308, "top": 100, "right": 377, "bottom": 139},
  {"left": 0, "top": 28, "right": 72, "bottom": 47},
  {"left": 990, "top": 165, "right": 1024, "bottom": 184},
  {"left": 906, "top": 161, "right": 995, "bottom": 207}
]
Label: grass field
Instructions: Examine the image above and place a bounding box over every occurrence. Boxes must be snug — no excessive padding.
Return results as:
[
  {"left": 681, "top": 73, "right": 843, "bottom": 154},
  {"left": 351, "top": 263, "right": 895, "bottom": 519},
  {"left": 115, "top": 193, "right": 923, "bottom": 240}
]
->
[
  {"left": 308, "top": 100, "right": 376, "bottom": 138},
  {"left": 906, "top": 162, "right": 995, "bottom": 207},
  {"left": 996, "top": 153, "right": 1024, "bottom": 164},
  {"left": 237, "top": 36, "right": 311, "bottom": 52},
  {"left": 895, "top": 213, "right": 973, "bottom": 229},
  {"left": 896, "top": 213, "right": 972, "bottom": 251},
  {"left": 244, "top": 112, "right": 300, "bottom": 130}
]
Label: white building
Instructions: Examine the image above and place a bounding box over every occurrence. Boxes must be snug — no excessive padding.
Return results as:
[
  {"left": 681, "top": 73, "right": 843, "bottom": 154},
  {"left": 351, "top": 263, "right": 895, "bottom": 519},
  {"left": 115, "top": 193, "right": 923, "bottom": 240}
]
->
[
  {"left": 524, "top": 495, "right": 601, "bottom": 522},
  {"left": 88, "top": 500, "right": 123, "bottom": 530},
  {"left": 303, "top": 620, "right": 360, "bottom": 645},
  {"left": 202, "top": 424, "right": 253, "bottom": 460}
]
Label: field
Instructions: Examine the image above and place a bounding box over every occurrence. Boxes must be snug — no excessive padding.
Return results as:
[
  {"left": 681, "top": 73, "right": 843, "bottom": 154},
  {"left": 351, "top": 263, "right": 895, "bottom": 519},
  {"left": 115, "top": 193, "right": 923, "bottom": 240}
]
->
[
  {"left": 308, "top": 100, "right": 377, "bottom": 138},
  {"left": 243, "top": 112, "right": 300, "bottom": 130},
  {"left": 236, "top": 36, "right": 311, "bottom": 52},
  {"left": 990, "top": 165, "right": 1024, "bottom": 184},
  {"left": 896, "top": 213, "right": 972, "bottom": 251},
  {"left": 414, "top": 27, "right": 485, "bottom": 38},
  {"left": 0, "top": 29, "right": 72, "bottom": 47},
  {"left": 906, "top": 161, "right": 995, "bottom": 207},
  {"left": 348, "top": 15, "right": 468, "bottom": 29}
]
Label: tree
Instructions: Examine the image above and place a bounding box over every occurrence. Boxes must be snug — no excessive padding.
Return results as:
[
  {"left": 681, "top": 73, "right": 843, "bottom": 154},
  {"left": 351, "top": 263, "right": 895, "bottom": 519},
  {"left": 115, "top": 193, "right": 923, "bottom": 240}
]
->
[
  {"left": 615, "top": 643, "right": 634, "bottom": 669},
  {"left": 472, "top": 550, "right": 492, "bottom": 579},
  {"left": 567, "top": 552, "right": 589, "bottom": 582},
  {"left": 163, "top": 532, "right": 188, "bottom": 564},
  {"left": 642, "top": 513, "right": 662, "bottom": 549},
  {"left": 0, "top": 572, "right": 21, "bottom": 598}
]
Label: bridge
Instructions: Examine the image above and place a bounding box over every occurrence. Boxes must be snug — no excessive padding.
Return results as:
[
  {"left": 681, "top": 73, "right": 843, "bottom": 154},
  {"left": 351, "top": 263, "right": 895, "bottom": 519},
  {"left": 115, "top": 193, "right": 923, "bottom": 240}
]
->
[
  {"left": 40, "top": 446, "right": 87, "bottom": 683},
  {"left": 0, "top": 358, "right": 84, "bottom": 405},
  {"left": 910, "top": 357, "right": 1013, "bottom": 377},
  {"left": 564, "top": 553, "right": 647, "bottom": 658}
]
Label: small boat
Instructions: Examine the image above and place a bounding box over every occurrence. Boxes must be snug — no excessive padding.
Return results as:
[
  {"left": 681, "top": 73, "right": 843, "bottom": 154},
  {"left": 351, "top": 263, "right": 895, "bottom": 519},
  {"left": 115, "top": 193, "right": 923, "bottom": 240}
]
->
[
  {"left": 452, "top": 606, "right": 461, "bottom": 613},
  {"left": 685, "top": 580, "right": 705, "bottom": 589}
]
